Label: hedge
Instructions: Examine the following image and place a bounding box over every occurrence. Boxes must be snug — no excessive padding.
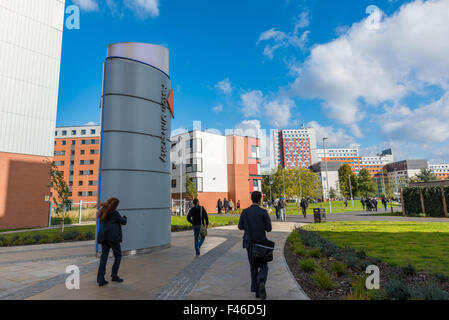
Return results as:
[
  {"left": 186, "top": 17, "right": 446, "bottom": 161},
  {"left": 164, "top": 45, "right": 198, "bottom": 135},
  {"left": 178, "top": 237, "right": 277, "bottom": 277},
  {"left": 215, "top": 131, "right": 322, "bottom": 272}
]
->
[{"left": 403, "top": 186, "right": 449, "bottom": 217}]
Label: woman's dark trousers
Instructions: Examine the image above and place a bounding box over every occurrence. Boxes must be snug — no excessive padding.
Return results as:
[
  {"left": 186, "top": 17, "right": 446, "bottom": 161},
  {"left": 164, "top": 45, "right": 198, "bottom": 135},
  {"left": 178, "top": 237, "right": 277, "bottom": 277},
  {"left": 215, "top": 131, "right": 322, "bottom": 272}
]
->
[{"left": 97, "top": 242, "right": 122, "bottom": 283}]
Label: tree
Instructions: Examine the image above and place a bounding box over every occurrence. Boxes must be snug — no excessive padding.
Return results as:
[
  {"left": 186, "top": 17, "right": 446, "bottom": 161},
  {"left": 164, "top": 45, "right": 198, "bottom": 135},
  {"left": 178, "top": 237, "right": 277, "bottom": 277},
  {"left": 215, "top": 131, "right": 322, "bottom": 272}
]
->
[
  {"left": 338, "top": 164, "right": 358, "bottom": 199},
  {"left": 185, "top": 174, "right": 198, "bottom": 200},
  {"left": 358, "top": 168, "right": 377, "bottom": 197},
  {"left": 412, "top": 168, "right": 438, "bottom": 183},
  {"left": 329, "top": 187, "right": 337, "bottom": 200},
  {"left": 48, "top": 160, "right": 71, "bottom": 232}
]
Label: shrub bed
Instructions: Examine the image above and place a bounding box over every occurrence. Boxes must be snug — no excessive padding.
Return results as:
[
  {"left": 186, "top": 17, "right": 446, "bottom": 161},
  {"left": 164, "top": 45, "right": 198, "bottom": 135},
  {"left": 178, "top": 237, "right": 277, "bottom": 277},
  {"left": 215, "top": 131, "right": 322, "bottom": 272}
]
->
[{"left": 285, "top": 227, "right": 449, "bottom": 300}]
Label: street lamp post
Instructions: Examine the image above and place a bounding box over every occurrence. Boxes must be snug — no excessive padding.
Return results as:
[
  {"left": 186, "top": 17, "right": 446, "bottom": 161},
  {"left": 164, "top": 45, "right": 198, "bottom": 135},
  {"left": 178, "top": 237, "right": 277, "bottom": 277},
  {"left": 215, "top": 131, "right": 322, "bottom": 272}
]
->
[
  {"left": 178, "top": 136, "right": 183, "bottom": 216},
  {"left": 322, "top": 137, "right": 332, "bottom": 213},
  {"left": 348, "top": 174, "right": 354, "bottom": 207},
  {"left": 377, "top": 153, "right": 386, "bottom": 197}
]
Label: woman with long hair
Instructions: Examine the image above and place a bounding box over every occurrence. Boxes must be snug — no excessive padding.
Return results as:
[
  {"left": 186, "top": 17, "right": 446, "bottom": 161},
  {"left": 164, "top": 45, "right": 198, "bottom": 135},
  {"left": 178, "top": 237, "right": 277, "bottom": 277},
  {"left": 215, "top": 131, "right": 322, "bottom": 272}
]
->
[{"left": 96, "top": 197, "right": 127, "bottom": 286}]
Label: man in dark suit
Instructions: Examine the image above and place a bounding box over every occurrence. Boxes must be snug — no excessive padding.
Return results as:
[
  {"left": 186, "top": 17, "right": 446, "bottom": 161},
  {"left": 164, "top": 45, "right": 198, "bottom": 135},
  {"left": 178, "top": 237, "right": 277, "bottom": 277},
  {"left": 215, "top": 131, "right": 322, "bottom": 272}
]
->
[{"left": 238, "top": 191, "right": 272, "bottom": 300}]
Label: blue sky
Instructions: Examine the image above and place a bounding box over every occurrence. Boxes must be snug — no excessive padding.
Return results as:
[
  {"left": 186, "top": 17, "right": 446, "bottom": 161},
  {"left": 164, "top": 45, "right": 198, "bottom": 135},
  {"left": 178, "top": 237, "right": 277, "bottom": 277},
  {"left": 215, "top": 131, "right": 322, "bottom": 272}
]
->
[{"left": 57, "top": 0, "right": 449, "bottom": 165}]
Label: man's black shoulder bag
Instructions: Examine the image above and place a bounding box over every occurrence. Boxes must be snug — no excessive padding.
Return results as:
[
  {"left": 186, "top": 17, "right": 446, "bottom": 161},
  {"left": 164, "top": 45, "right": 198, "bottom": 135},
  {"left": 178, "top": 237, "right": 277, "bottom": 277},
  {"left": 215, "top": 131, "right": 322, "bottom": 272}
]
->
[{"left": 244, "top": 211, "right": 275, "bottom": 264}]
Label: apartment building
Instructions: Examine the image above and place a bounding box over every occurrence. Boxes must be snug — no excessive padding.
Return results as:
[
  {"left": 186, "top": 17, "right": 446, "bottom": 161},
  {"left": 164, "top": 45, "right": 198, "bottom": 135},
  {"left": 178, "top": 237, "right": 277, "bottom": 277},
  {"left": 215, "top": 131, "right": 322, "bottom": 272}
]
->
[
  {"left": 0, "top": 1, "right": 65, "bottom": 229},
  {"left": 53, "top": 125, "right": 101, "bottom": 204},
  {"left": 309, "top": 161, "right": 341, "bottom": 200},
  {"left": 429, "top": 164, "right": 449, "bottom": 180},
  {"left": 273, "top": 126, "right": 318, "bottom": 169},
  {"left": 170, "top": 130, "right": 262, "bottom": 213},
  {"left": 317, "top": 148, "right": 394, "bottom": 177}
]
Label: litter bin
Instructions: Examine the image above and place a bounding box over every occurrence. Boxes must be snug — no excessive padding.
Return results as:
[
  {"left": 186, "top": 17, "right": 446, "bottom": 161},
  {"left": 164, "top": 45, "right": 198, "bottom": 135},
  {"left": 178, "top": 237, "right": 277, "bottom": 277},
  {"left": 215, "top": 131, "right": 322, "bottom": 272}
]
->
[{"left": 313, "top": 208, "right": 326, "bottom": 223}]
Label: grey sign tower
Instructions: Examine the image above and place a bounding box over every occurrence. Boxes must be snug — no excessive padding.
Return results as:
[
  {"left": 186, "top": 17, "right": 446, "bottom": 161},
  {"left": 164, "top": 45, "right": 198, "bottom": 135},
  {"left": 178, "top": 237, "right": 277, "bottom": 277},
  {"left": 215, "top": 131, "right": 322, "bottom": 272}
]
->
[{"left": 97, "top": 43, "right": 174, "bottom": 253}]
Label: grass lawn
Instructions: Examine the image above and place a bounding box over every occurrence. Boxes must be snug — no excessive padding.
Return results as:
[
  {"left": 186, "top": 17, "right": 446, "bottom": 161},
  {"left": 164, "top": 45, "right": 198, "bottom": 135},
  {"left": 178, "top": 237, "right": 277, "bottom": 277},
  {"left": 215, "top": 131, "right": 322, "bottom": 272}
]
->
[
  {"left": 303, "top": 221, "right": 449, "bottom": 276},
  {"left": 284, "top": 200, "right": 400, "bottom": 215},
  {"left": 0, "top": 215, "right": 240, "bottom": 245}
]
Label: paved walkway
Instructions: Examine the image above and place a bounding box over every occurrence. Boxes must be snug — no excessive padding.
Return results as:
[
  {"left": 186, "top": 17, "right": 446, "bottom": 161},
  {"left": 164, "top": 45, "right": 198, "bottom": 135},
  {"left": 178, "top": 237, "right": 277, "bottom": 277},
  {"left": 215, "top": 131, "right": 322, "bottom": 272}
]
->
[{"left": 0, "top": 222, "right": 308, "bottom": 300}]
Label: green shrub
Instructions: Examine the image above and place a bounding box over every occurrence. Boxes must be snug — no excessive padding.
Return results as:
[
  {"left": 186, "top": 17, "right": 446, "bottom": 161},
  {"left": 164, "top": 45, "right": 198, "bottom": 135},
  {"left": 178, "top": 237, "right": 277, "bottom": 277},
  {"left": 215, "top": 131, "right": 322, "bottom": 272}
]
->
[
  {"left": 53, "top": 234, "right": 63, "bottom": 242},
  {"left": 306, "top": 248, "right": 321, "bottom": 258},
  {"left": 32, "top": 235, "right": 42, "bottom": 243},
  {"left": 292, "top": 243, "right": 306, "bottom": 256},
  {"left": 436, "top": 273, "right": 449, "bottom": 283},
  {"left": 384, "top": 279, "right": 411, "bottom": 300},
  {"left": 62, "top": 230, "right": 79, "bottom": 241},
  {"left": 346, "top": 276, "right": 371, "bottom": 300},
  {"left": 298, "top": 258, "right": 316, "bottom": 272},
  {"left": 76, "top": 233, "right": 86, "bottom": 241},
  {"left": 401, "top": 264, "right": 417, "bottom": 277},
  {"left": 85, "top": 231, "right": 94, "bottom": 240},
  {"left": 411, "top": 283, "right": 449, "bottom": 300},
  {"left": 319, "top": 257, "right": 328, "bottom": 266},
  {"left": 312, "top": 267, "right": 335, "bottom": 290},
  {"left": 330, "top": 260, "right": 346, "bottom": 276}
]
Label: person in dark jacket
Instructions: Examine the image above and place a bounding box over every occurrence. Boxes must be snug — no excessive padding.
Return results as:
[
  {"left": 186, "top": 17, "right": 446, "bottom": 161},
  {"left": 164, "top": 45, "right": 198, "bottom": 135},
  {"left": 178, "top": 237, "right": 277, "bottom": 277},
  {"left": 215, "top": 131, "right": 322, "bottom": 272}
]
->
[
  {"left": 96, "top": 197, "right": 127, "bottom": 286},
  {"left": 300, "top": 197, "right": 308, "bottom": 217},
  {"left": 217, "top": 198, "right": 223, "bottom": 215},
  {"left": 187, "top": 198, "right": 209, "bottom": 256},
  {"left": 238, "top": 191, "right": 272, "bottom": 300}
]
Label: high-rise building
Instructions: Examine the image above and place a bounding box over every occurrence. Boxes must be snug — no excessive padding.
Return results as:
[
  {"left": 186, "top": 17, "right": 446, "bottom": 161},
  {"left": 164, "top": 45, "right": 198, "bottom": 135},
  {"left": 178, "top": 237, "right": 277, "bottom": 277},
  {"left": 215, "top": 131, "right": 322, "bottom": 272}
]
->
[
  {"left": 0, "top": 1, "right": 65, "bottom": 229},
  {"left": 272, "top": 127, "right": 317, "bottom": 169},
  {"left": 53, "top": 125, "right": 101, "bottom": 204},
  {"left": 170, "top": 130, "right": 262, "bottom": 213}
]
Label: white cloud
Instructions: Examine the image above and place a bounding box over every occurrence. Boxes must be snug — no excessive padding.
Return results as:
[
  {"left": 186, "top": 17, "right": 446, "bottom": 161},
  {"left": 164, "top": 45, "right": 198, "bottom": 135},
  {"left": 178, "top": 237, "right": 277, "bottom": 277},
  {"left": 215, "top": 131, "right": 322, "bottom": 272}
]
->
[
  {"left": 380, "top": 92, "right": 449, "bottom": 144},
  {"left": 240, "top": 90, "right": 264, "bottom": 117},
  {"left": 123, "top": 0, "right": 160, "bottom": 18},
  {"left": 258, "top": 11, "right": 310, "bottom": 59},
  {"left": 72, "top": 0, "right": 99, "bottom": 11},
  {"left": 213, "top": 104, "right": 223, "bottom": 113},
  {"left": 240, "top": 90, "right": 296, "bottom": 128},
  {"left": 264, "top": 98, "right": 294, "bottom": 128},
  {"left": 290, "top": 0, "right": 449, "bottom": 131},
  {"left": 214, "top": 78, "right": 233, "bottom": 95},
  {"left": 307, "top": 121, "right": 357, "bottom": 148},
  {"left": 84, "top": 121, "right": 98, "bottom": 125}
]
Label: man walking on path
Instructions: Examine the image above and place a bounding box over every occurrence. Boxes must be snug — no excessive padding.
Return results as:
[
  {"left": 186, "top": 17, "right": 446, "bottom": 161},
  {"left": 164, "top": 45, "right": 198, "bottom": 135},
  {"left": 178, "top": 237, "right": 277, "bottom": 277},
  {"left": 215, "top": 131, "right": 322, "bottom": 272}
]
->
[
  {"left": 361, "top": 198, "right": 366, "bottom": 211},
  {"left": 187, "top": 199, "right": 209, "bottom": 256},
  {"left": 278, "top": 197, "right": 287, "bottom": 221},
  {"left": 238, "top": 191, "right": 272, "bottom": 300},
  {"left": 300, "top": 197, "right": 308, "bottom": 217},
  {"left": 217, "top": 198, "right": 223, "bottom": 215}
]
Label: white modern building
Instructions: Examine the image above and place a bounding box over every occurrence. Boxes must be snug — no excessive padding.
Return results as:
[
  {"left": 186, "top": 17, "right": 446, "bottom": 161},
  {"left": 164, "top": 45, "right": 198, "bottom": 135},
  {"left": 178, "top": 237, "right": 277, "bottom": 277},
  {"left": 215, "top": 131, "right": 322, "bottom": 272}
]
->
[
  {"left": 170, "top": 130, "right": 262, "bottom": 213},
  {"left": 0, "top": 0, "right": 66, "bottom": 229}
]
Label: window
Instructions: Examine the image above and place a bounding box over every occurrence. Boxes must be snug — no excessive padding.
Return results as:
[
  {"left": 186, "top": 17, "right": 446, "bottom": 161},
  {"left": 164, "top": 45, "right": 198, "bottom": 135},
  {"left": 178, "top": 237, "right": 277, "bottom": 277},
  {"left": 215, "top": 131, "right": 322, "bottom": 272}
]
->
[
  {"left": 62, "top": 140, "right": 66, "bottom": 145},
  {"left": 54, "top": 161, "right": 64, "bottom": 166},
  {"left": 55, "top": 131, "right": 58, "bottom": 136},
  {"left": 90, "top": 149, "right": 99, "bottom": 155},
  {"left": 80, "top": 150, "right": 85, "bottom": 155},
  {"left": 186, "top": 158, "right": 202, "bottom": 173},
  {"left": 171, "top": 179, "right": 177, "bottom": 188},
  {"left": 191, "top": 177, "right": 203, "bottom": 192},
  {"left": 71, "top": 150, "right": 75, "bottom": 155},
  {"left": 81, "top": 130, "right": 86, "bottom": 135},
  {"left": 62, "top": 130, "right": 67, "bottom": 136},
  {"left": 71, "top": 140, "right": 76, "bottom": 145},
  {"left": 186, "top": 138, "right": 202, "bottom": 153},
  {"left": 71, "top": 130, "right": 76, "bottom": 135},
  {"left": 79, "top": 181, "right": 83, "bottom": 186},
  {"left": 172, "top": 163, "right": 176, "bottom": 170},
  {"left": 81, "top": 140, "right": 86, "bottom": 145},
  {"left": 91, "top": 129, "right": 96, "bottom": 134},
  {"left": 54, "top": 151, "right": 65, "bottom": 156}
]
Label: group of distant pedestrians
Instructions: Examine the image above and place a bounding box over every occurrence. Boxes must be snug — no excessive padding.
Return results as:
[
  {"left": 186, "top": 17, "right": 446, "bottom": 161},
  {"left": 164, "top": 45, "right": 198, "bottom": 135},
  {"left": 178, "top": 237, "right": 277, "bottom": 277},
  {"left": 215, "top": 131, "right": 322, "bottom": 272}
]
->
[{"left": 217, "top": 198, "right": 240, "bottom": 214}]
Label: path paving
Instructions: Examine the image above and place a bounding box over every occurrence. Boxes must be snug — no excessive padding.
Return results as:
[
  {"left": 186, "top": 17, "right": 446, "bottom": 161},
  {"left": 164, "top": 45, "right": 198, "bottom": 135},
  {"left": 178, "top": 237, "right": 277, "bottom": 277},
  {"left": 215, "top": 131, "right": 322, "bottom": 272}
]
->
[{"left": 0, "top": 222, "right": 308, "bottom": 300}]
